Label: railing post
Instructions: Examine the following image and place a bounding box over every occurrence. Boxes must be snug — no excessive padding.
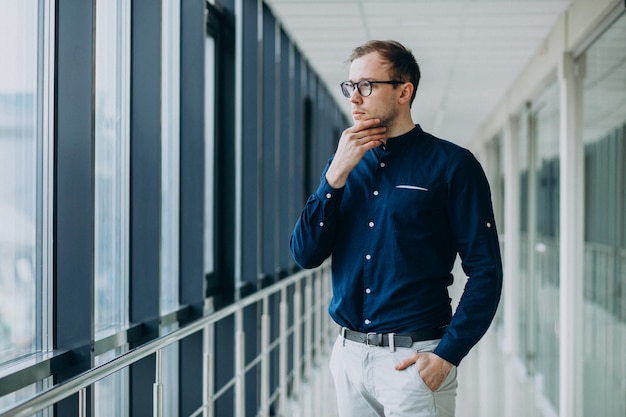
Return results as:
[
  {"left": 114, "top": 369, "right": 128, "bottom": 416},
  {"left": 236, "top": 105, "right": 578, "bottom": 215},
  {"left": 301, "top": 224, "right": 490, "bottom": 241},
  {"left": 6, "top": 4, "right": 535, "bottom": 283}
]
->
[
  {"left": 322, "top": 264, "right": 333, "bottom": 353},
  {"left": 279, "top": 287, "right": 288, "bottom": 415},
  {"left": 260, "top": 297, "right": 270, "bottom": 417},
  {"left": 153, "top": 349, "right": 163, "bottom": 417},
  {"left": 234, "top": 309, "right": 245, "bottom": 417},
  {"left": 314, "top": 271, "right": 322, "bottom": 358},
  {"left": 78, "top": 387, "right": 87, "bottom": 417},
  {"left": 203, "top": 323, "right": 214, "bottom": 417},
  {"left": 293, "top": 279, "right": 302, "bottom": 399},
  {"left": 314, "top": 270, "right": 324, "bottom": 417},
  {"left": 304, "top": 273, "right": 313, "bottom": 378}
]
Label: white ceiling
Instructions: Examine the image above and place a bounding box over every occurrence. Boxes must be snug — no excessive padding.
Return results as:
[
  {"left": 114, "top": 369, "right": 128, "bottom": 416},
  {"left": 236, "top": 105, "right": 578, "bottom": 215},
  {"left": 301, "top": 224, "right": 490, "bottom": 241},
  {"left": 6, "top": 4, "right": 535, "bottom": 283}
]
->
[{"left": 264, "top": 0, "right": 572, "bottom": 147}]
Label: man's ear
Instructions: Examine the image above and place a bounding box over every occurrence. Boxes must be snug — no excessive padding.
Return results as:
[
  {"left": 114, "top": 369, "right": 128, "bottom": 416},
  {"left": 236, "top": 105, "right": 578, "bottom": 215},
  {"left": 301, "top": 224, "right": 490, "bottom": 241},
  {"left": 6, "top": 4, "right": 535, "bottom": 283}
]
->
[{"left": 398, "top": 82, "right": 414, "bottom": 104}]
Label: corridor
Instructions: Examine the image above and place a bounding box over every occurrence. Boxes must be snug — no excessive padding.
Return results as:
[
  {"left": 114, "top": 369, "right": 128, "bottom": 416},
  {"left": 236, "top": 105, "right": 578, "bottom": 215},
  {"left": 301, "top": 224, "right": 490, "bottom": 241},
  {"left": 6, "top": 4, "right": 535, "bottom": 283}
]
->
[{"left": 1, "top": 1, "right": 625, "bottom": 416}]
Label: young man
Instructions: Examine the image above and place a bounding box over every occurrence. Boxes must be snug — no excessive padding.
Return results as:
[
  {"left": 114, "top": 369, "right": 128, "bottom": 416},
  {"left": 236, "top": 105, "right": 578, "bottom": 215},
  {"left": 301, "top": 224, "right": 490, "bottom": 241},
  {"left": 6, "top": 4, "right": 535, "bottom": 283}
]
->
[{"left": 290, "top": 40, "right": 502, "bottom": 417}]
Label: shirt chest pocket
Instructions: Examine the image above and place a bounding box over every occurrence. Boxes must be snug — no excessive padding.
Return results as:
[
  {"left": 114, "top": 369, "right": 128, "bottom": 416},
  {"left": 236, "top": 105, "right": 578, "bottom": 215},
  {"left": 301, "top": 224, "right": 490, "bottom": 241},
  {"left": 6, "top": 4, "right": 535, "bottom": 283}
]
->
[{"left": 388, "top": 183, "right": 444, "bottom": 227}]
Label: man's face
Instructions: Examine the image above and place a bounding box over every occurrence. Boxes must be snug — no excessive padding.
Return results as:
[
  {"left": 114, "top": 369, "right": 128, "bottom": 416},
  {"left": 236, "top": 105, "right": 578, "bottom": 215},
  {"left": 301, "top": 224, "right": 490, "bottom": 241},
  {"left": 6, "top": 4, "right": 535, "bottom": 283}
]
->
[{"left": 348, "top": 52, "right": 400, "bottom": 128}]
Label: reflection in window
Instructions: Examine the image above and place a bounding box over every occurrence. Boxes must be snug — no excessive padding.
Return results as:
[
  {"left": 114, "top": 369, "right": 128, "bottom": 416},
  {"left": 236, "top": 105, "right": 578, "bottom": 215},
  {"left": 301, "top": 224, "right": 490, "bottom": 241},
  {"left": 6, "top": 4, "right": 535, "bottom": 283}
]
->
[
  {"left": 204, "top": 37, "right": 216, "bottom": 282},
  {"left": 531, "top": 81, "right": 560, "bottom": 411},
  {"left": 161, "top": 1, "right": 181, "bottom": 414},
  {"left": 161, "top": 0, "right": 181, "bottom": 316},
  {"left": 94, "top": 349, "right": 129, "bottom": 415},
  {"left": 0, "top": 0, "right": 46, "bottom": 364},
  {"left": 94, "top": 0, "right": 130, "bottom": 415},
  {"left": 581, "top": 12, "right": 626, "bottom": 417},
  {"left": 0, "top": 1, "right": 53, "bottom": 409},
  {"left": 515, "top": 108, "right": 533, "bottom": 368},
  {"left": 94, "top": 0, "right": 130, "bottom": 339}
]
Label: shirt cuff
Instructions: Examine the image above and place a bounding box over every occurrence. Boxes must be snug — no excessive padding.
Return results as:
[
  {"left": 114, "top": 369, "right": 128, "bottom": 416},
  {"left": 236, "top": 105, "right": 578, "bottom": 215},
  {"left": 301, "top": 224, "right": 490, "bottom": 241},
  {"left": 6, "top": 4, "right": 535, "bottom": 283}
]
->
[
  {"left": 433, "top": 337, "right": 464, "bottom": 367},
  {"left": 315, "top": 176, "right": 344, "bottom": 203}
]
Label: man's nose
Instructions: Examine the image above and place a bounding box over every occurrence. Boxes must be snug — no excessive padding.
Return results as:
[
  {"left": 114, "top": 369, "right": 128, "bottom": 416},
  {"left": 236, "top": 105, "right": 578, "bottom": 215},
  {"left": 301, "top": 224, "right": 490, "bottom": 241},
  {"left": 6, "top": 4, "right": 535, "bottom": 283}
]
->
[{"left": 350, "top": 88, "right": 362, "bottom": 103}]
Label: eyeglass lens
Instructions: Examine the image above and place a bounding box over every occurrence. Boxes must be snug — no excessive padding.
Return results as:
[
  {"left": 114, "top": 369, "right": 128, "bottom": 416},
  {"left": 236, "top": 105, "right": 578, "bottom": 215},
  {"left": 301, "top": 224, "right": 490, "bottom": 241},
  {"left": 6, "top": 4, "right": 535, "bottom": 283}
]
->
[{"left": 341, "top": 81, "right": 372, "bottom": 98}]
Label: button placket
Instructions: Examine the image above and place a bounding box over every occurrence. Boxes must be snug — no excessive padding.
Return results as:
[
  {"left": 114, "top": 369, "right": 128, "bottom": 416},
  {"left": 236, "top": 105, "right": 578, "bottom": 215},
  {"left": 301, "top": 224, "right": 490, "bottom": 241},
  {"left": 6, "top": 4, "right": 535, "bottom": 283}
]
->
[{"left": 363, "top": 154, "right": 385, "bottom": 332}]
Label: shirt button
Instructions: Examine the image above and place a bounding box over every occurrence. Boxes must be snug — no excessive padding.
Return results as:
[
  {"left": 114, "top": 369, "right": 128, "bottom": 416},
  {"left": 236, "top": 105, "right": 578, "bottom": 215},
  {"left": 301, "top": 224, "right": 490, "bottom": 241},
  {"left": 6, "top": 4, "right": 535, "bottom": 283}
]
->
[
  {"left": 365, "top": 254, "right": 371, "bottom": 260},
  {"left": 365, "top": 288, "right": 371, "bottom": 294},
  {"left": 368, "top": 221, "right": 374, "bottom": 228},
  {"left": 487, "top": 222, "right": 491, "bottom": 228},
  {"left": 325, "top": 192, "right": 332, "bottom": 199},
  {"left": 319, "top": 221, "right": 324, "bottom": 227},
  {"left": 373, "top": 190, "right": 379, "bottom": 196},
  {"left": 379, "top": 162, "right": 385, "bottom": 168},
  {"left": 364, "top": 319, "right": 371, "bottom": 325}
]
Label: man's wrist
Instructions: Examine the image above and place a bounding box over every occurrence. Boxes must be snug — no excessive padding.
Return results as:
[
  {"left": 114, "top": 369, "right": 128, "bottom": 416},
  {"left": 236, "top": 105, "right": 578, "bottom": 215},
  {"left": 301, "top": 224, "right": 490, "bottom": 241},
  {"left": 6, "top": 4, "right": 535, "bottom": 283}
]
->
[
  {"left": 325, "top": 168, "right": 347, "bottom": 189},
  {"left": 434, "top": 354, "right": 453, "bottom": 371}
]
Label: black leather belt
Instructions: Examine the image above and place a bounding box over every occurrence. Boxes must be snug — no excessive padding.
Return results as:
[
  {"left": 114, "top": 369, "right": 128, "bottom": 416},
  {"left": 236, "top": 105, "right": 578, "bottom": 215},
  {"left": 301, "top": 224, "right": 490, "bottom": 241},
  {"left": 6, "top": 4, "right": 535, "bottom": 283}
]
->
[{"left": 340, "top": 327, "right": 446, "bottom": 348}]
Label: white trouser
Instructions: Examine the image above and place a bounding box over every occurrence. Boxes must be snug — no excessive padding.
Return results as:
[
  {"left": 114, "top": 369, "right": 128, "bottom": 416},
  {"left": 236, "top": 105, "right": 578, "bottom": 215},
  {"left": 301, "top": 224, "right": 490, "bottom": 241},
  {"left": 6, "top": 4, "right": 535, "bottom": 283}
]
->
[{"left": 329, "top": 334, "right": 457, "bottom": 417}]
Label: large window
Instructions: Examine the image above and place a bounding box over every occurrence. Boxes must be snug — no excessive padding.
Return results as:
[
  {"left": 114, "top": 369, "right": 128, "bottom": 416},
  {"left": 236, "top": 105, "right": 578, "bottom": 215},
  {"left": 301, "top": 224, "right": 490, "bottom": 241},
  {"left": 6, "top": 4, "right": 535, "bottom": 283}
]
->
[
  {"left": 530, "top": 81, "right": 560, "bottom": 411},
  {"left": 161, "top": 0, "right": 181, "bottom": 316},
  {"left": 0, "top": 0, "right": 52, "bottom": 366},
  {"left": 204, "top": 35, "right": 216, "bottom": 286},
  {"left": 94, "top": 0, "right": 131, "bottom": 415},
  {"left": 580, "top": 11, "right": 626, "bottom": 417},
  {"left": 161, "top": 0, "right": 182, "bottom": 415},
  {"left": 0, "top": 0, "right": 347, "bottom": 414},
  {"left": 516, "top": 106, "right": 533, "bottom": 368},
  {"left": 0, "top": 0, "right": 54, "bottom": 409},
  {"left": 94, "top": 0, "right": 131, "bottom": 339}
]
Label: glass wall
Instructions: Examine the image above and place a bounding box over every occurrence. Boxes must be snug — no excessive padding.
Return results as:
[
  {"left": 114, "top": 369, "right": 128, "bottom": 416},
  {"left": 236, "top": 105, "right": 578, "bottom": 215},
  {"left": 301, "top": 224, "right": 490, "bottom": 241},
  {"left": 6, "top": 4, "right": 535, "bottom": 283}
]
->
[
  {"left": 516, "top": 106, "right": 533, "bottom": 368},
  {"left": 161, "top": 0, "right": 181, "bottom": 316},
  {"left": 94, "top": 0, "right": 131, "bottom": 415},
  {"left": 204, "top": 35, "right": 216, "bottom": 286},
  {"left": 530, "top": 81, "right": 560, "bottom": 411},
  {"left": 0, "top": 0, "right": 351, "bottom": 414},
  {"left": 0, "top": 0, "right": 53, "bottom": 409},
  {"left": 580, "top": 11, "right": 626, "bottom": 417},
  {"left": 161, "top": 1, "right": 182, "bottom": 415},
  {"left": 94, "top": 0, "right": 131, "bottom": 339},
  {"left": 516, "top": 87, "right": 561, "bottom": 400},
  {"left": 0, "top": 0, "right": 41, "bottom": 366}
]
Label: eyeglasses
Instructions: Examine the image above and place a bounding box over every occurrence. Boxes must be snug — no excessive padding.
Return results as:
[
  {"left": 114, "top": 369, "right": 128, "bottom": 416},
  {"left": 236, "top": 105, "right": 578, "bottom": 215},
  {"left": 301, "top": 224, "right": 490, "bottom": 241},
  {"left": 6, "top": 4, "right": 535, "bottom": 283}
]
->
[{"left": 340, "top": 80, "right": 405, "bottom": 98}]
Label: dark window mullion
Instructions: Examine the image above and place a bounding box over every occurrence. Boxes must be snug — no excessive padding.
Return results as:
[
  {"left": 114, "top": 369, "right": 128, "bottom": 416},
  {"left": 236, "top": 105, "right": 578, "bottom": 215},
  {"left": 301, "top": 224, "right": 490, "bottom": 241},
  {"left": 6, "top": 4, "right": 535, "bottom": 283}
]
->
[{"left": 54, "top": 0, "right": 96, "bottom": 414}]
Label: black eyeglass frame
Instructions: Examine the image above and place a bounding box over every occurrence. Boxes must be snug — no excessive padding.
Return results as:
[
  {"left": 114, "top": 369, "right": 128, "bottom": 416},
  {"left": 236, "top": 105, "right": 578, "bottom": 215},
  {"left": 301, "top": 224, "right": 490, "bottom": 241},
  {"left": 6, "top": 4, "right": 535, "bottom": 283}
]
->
[{"left": 340, "top": 80, "right": 405, "bottom": 98}]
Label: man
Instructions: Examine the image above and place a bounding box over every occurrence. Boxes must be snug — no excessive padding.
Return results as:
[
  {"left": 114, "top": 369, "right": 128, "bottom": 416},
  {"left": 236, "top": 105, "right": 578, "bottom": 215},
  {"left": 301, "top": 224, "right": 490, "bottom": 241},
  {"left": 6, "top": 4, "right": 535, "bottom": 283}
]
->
[{"left": 290, "top": 40, "right": 502, "bottom": 417}]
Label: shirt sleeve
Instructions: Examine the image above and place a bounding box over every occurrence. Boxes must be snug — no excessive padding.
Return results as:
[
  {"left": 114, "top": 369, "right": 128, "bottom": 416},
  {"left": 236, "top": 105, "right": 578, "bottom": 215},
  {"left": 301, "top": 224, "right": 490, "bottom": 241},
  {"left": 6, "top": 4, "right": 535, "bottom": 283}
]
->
[
  {"left": 290, "top": 166, "right": 345, "bottom": 269},
  {"left": 433, "top": 148, "right": 503, "bottom": 366}
]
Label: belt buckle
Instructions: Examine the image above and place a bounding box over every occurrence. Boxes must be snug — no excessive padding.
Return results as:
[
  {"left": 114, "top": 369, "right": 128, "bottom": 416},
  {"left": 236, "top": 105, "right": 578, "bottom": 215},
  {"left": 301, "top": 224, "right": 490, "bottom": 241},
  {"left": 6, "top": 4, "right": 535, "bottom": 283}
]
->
[{"left": 366, "top": 332, "right": 381, "bottom": 346}]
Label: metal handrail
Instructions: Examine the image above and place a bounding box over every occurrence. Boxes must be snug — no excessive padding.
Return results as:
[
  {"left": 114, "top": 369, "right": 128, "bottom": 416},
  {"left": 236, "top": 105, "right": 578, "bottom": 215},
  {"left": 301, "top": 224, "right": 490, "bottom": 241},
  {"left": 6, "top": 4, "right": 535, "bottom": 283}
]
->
[{"left": 0, "top": 261, "right": 333, "bottom": 417}]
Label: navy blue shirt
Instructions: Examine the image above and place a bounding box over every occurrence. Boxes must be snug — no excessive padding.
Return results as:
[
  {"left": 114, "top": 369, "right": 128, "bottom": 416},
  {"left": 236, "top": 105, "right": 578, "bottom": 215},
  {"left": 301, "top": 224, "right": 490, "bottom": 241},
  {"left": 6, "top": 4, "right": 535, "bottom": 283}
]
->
[{"left": 290, "top": 125, "right": 502, "bottom": 366}]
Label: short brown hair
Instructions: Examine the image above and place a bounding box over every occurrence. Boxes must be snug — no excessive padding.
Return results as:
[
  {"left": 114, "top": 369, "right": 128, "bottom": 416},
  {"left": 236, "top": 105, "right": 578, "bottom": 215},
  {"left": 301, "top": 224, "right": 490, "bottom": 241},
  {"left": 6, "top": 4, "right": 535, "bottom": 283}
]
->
[{"left": 349, "top": 40, "right": 420, "bottom": 106}]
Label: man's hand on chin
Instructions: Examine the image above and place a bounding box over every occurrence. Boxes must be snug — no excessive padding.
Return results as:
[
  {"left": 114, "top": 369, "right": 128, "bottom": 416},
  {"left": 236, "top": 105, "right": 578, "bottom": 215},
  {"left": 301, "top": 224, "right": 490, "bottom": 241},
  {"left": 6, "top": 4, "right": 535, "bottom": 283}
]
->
[{"left": 325, "top": 118, "right": 387, "bottom": 188}]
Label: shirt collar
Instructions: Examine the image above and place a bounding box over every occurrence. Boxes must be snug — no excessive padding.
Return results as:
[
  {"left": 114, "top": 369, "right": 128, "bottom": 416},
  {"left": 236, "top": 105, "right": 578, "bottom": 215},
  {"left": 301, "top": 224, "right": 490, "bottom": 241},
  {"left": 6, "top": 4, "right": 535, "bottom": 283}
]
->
[{"left": 375, "top": 124, "right": 424, "bottom": 155}]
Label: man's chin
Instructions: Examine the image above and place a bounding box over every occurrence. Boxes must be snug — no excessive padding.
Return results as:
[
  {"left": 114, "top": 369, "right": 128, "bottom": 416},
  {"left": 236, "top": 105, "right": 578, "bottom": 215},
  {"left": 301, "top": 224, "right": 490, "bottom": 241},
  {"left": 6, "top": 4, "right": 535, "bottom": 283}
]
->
[{"left": 352, "top": 114, "right": 384, "bottom": 125}]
